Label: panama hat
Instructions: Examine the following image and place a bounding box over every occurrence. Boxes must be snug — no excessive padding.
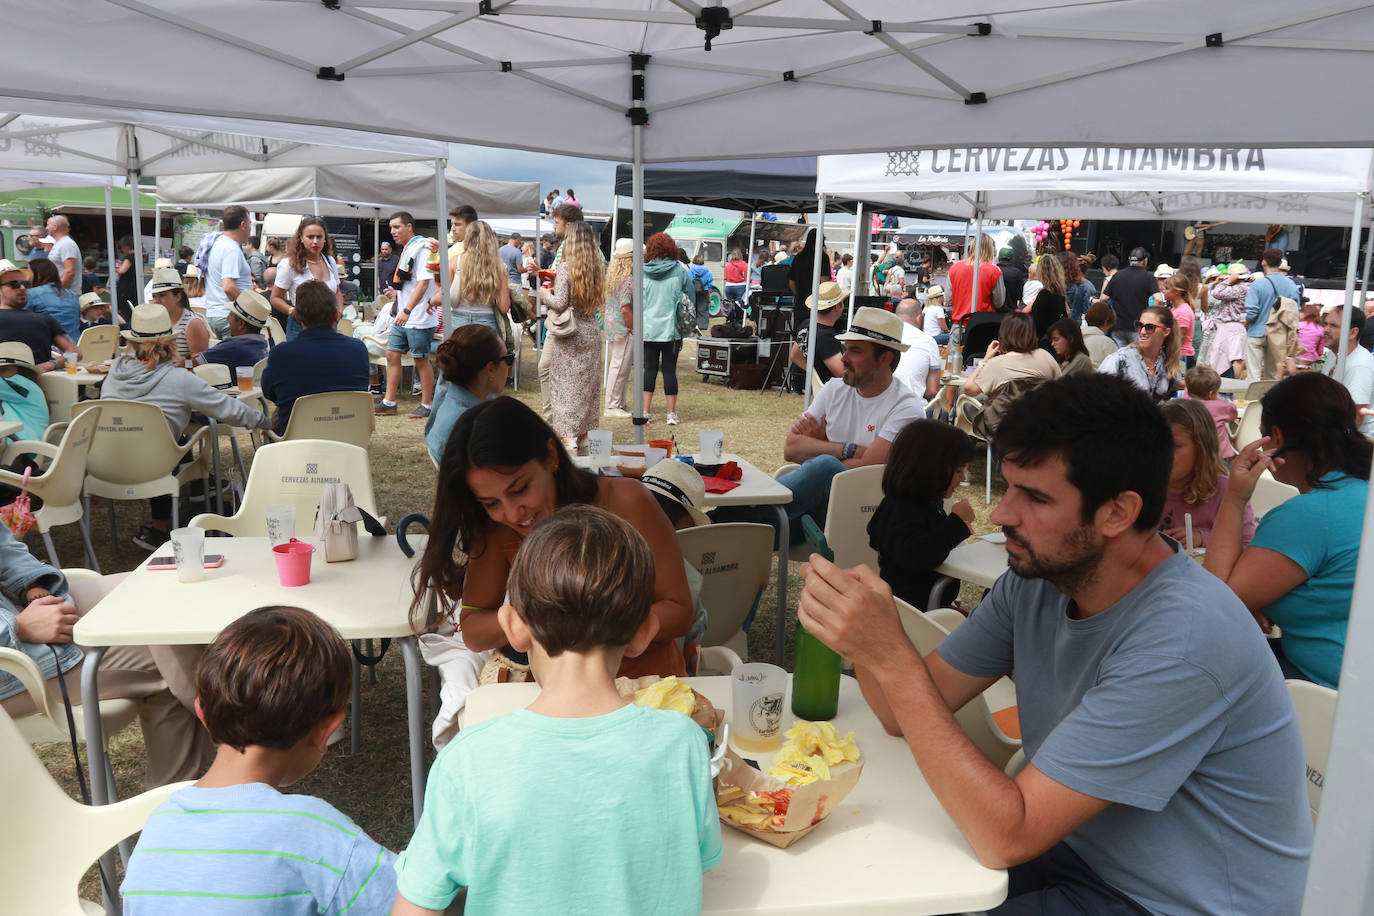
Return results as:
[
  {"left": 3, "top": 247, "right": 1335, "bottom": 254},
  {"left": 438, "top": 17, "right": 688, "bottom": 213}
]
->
[
  {"left": 1279, "top": 259, "right": 1291, "bottom": 271},
  {"left": 1226, "top": 262, "right": 1249, "bottom": 278},
  {"left": 78, "top": 292, "right": 107, "bottom": 313},
  {"left": 153, "top": 257, "right": 173, "bottom": 270},
  {"left": 925, "top": 284, "right": 945, "bottom": 300},
  {"left": 1153, "top": 263, "right": 1175, "bottom": 279},
  {"left": 121, "top": 303, "right": 175, "bottom": 341},
  {"left": 230, "top": 290, "right": 271, "bottom": 329},
  {"left": 806, "top": 281, "right": 847, "bottom": 310},
  {"left": 773, "top": 251, "right": 788, "bottom": 264},
  {"left": 183, "top": 264, "right": 202, "bottom": 279},
  {"left": 0, "top": 259, "right": 30, "bottom": 280},
  {"left": 0, "top": 341, "right": 38, "bottom": 380},
  {"left": 835, "top": 306, "right": 909, "bottom": 352},
  {"left": 148, "top": 267, "right": 184, "bottom": 293},
  {"left": 612, "top": 237, "right": 635, "bottom": 258},
  {"left": 642, "top": 459, "right": 711, "bottom": 528}
]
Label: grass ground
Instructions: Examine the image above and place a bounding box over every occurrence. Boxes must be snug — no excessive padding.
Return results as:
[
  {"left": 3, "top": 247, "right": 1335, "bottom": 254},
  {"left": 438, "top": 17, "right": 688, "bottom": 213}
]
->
[{"left": 31, "top": 333, "right": 1005, "bottom": 892}]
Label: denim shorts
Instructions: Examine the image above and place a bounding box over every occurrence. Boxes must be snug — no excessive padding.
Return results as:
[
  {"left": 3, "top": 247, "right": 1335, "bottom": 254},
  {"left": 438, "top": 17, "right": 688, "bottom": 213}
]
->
[{"left": 387, "top": 325, "right": 436, "bottom": 357}]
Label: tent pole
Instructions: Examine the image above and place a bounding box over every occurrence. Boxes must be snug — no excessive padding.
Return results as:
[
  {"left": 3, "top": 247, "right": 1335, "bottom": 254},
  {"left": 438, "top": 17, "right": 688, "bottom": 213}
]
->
[
  {"left": 855, "top": 208, "right": 873, "bottom": 296},
  {"left": 128, "top": 172, "right": 144, "bottom": 306},
  {"left": 745, "top": 212, "right": 756, "bottom": 306},
  {"left": 848, "top": 201, "right": 863, "bottom": 326},
  {"left": 631, "top": 127, "right": 646, "bottom": 446},
  {"left": 434, "top": 158, "right": 451, "bottom": 331},
  {"left": 804, "top": 195, "right": 828, "bottom": 407},
  {"left": 153, "top": 201, "right": 161, "bottom": 263},
  {"left": 610, "top": 194, "right": 619, "bottom": 249},
  {"left": 1334, "top": 191, "right": 1367, "bottom": 381},
  {"left": 374, "top": 209, "right": 381, "bottom": 306},
  {"left": 103, "top": 185, "right": 117, "bottom": 319},
  {"left": 1359, "top": 217, "right": 1372, "bottom": 302}
]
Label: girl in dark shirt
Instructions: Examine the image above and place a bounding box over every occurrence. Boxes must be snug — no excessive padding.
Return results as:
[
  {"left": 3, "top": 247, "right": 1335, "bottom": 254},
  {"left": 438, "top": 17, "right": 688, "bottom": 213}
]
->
[{"left": 866, "top": 420, "right": 976, "bottom": 610}]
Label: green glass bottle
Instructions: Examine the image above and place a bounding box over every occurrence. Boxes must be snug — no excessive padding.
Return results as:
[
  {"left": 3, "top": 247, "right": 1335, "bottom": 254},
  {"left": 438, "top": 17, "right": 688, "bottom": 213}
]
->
[{"left": 792, "top": 621, "right": 841, "bottom": 721}]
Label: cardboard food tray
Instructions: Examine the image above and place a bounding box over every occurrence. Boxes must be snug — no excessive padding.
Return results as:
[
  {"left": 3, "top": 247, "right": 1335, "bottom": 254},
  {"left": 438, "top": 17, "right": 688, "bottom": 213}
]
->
[{"left": 715, "top": 747, "right": 863, "bottom": 848}]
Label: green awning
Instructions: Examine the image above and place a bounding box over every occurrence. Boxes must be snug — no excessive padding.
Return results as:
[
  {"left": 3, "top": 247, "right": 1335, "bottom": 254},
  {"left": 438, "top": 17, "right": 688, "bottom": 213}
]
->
[{"left": 0, "top": 186, "right": 162, "bottom": 221}]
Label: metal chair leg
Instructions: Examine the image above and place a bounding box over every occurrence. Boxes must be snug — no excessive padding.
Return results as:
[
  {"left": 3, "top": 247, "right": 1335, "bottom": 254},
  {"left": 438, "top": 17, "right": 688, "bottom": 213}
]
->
[
  {"left": 41, "top": 529, "right": 59, "bottom": 568},
  {"left": 171, "top": 496, "right": 179, "bottom": 530},
  {"left": 78, "top": 515, "right": 101, "bottom": 573},
  {"left": 985, "top": 443, "right": 992, "bottom": 505},
  {"left": 350, "top": 650, "right": 362, "bottom": 756}
]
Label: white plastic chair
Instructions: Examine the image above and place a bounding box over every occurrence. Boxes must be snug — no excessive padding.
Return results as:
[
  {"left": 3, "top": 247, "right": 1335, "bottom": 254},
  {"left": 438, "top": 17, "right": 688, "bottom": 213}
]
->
[
  {"left": 0, "top": 705, "right": 188, "bottom": 916},
  {"left": 1244, "top": 379, "right": 1278, "bottom": 400},
  {"left": 894, "top": 597, "right": 1022, "bottom": 770},
  {"left": 786, "top": 463, "right": 885, "bottom": 569},
  {"left": 1251, "top": 470, "right": 1299, "bottom": 520},
  {"left": 954, "top": 393, "right": 994, "bottom": 503},
  {"left": 0, "top": 408, "right": 103, "bottom": 571},
  {"left": 677, "top": 523, "right": 773, "bottom": 663},
  {"left": 1286, "top": 679, "right": 1337, "bottom": 824},
  {"left": 189, "top": 440, "right": 381, "bottom": 537},
  {"left": 336, "top": 317, "right": 354, "bottom": 337},
  {"left": 74, "top": 400, "right": 211, "bottom": 539},
  {"left": 251, "top": 356, "right": 268, "bottom": 387},
  {"left": 263, "top": 390, "right": 375, "bottom": 450},
  {"left": 1234, "top": 402, "right": 1265, "bottom": 451},
  {"left": 75, "top": 326, "right": 118, "bottom": 364}
]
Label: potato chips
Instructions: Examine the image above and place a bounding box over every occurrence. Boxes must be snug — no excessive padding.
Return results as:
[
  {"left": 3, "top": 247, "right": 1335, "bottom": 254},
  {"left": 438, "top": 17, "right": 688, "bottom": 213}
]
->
[
  {"left": 632, "top": 676, "right": 697, "bottom": 716},
  {"left": 764, "top": 720, "right": 861, "bottom": 786}
]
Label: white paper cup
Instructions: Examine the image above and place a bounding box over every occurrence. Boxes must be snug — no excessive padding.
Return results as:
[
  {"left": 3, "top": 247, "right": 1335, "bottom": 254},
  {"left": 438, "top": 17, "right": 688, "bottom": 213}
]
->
[
  {"left": 731, "top": 662, "right": 787, "bottom": 753},
  {"left": 700, "top": 429, "right": 724, "bottom": 463},
  {"left": 265, "top": 505, "right": 297, "bottom": 547},
  {"left": 587, "top": 429, "right": 612, "bottom": 467},
  {"left": 169, "top": 527, "right": 205, "bottom": 583}
]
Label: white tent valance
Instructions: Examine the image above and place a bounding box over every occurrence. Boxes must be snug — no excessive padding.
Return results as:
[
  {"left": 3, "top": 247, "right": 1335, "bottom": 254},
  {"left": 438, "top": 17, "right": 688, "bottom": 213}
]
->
[
  {"left": 156, "top": 162, "right": 539, "bottom": 219},
  {"left": 818, "top": 147, "right": 1374, "bottom": 224}
]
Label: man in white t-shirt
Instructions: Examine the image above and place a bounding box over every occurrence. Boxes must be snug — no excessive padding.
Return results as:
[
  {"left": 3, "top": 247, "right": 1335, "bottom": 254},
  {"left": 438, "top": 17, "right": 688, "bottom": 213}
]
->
[
  {"left": 1323, "top": 305, "right": 1374, "bottom": 436},
  {"left": 735, "top": 307, "right": 924, "bottom": 545},
  {"left": 892, "top": 298, "right": 943, "bottom": 400},
  {"left": 45, "top": 215, "right": 80, "bottom": 298},
  {"left": 203, "top": 205, "right": 254, "bottom": 340},
  {"left": 376, "top": 210, "right": 438, "bottom": 419}
]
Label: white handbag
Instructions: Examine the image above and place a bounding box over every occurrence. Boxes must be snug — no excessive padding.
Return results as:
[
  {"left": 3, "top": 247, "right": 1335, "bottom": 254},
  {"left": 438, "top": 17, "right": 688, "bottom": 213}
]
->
[{"left": 316, "top": 483, "right": 374, "bottom": 562}]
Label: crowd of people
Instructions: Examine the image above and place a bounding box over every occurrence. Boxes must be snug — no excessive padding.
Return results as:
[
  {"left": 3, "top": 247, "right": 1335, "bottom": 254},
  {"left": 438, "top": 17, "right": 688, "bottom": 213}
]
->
[{"left": 2, "top": 194, "right": 1372, "bottom": 916}]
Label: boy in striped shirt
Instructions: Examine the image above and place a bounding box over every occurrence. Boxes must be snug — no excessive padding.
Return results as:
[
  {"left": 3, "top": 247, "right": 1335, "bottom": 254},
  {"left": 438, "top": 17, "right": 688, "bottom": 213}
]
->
[{"left": 121, "top": 606, "right": 397, "bottom": 914}]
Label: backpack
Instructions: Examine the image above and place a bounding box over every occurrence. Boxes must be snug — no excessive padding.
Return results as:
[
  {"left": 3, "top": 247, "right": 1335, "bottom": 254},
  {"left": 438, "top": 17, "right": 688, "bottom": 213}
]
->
[
  {"left": 676, "top": 290, "right": 697, "bottom": 338},
  {"left": 692, "top": 272, "right": 706, "bottom": 294},
  {"left": 1264, "top": 278, "right": 1303, "bottom": 358}
]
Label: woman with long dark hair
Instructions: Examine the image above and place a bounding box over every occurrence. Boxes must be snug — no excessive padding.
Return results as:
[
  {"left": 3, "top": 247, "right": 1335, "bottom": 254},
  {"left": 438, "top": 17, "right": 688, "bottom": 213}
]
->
[
  {"left": 1205, "top": 373, "right": 1371, "bottom": 687},
  {"left": 1046, "top": 317, "right": 1093, "bottom": 375},
  {"left": 1060, "top": 250, "right": 1096, "bottom": 323},
  {"left": 1022, "top": 253, "right": 1066, "bottom": 340},
  {"left": 26, "top": 257, "right": 79, "bottom": 340},
  {"left": 414, "top": 396, "right": 693, "bottom": 680},
  {"left": 270, "top": 216, "right": 342, "bottom": 341}
]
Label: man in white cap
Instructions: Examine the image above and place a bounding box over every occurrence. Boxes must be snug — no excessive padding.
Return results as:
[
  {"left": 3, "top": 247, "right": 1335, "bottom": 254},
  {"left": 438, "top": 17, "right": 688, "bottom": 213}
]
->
[
  {"left": 45, "top": 214, "right": 81, "bottom": 298},
  {"left": 720, "top": 307, "right": 923, "bottom": 545},
  {"left": 788, "top": 281, "right": 846, "bottom": 384},
  {"left": 202, "top": 290, "right": 271, "bottom": 371},
  {"left": 0, "top": 259, "right": 77, "bottom": 370}
]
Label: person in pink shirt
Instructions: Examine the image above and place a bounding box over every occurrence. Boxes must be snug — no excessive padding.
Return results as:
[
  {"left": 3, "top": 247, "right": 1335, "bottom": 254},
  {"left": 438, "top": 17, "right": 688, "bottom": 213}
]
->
[
  {"left": 1183, "top": 364, "right": 1238, "bottom": 459},
  {"left": 1162, "top": 274, "right": 1196, "bottom": 370},
  {"left": 1160, "top": 397, "right": 1254, "bottom": 548},
  {"left": 1297, "top": 300, "right": 1324, "bottom": 363}
]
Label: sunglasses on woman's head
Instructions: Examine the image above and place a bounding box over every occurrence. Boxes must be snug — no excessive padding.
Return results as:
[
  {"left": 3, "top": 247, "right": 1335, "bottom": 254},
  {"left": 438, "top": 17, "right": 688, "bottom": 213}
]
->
[{"left": 1135, "top": 321, "right": 1163, "bottom": 333}]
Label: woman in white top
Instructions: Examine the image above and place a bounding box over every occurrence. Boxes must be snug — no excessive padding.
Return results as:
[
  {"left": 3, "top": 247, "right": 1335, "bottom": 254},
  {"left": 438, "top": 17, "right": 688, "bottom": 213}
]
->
[
  {"left": 448, "top": 220, "right": 511, "bottom": 335},
  {"left": 1098, "top": 303, "right": 1182, "bottom": 400},
  {"left": 921, "top": 285, "right": 950, "bottom": 345},
  {"left": 269, "top": 217, "right": 343, "bottom": 342}
]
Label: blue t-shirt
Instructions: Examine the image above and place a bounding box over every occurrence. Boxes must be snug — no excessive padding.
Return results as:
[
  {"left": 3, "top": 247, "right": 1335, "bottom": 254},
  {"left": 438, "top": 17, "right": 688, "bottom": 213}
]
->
[
  {"left": 202, "top": 333, "right": 270, "bottom": 371},
  {"left": 1249, "top": 472, "right": 1366, "bottom": 687},
  {"left": 938, "top": 549, "right": 1311, "bottom": 916},
  {"left": 395, "top": 703, "right": 722, "bottom": 914},
  {"left": 1244, "top": 272, "right": 1299, "bottom": 338},
  {"left": 498, "top": 243, "right": 523, "bottom": 284},
  {"left": 424, "top": 380, "right": 485, "bottom": 462},
  {"left": 122, "top": 782, "right": 397, "bottom": 915},
  {"left": 27, "top": 283, "right": 80, "bottom": 339},
  {"left": 261, "top": 327, "right": 370, "bottom": 434},
  {"left": 204, "top": 234, "right": 252, "bottom": 318}
]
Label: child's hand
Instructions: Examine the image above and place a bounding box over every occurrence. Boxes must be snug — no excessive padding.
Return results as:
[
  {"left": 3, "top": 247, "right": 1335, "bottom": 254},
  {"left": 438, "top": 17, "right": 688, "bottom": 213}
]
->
[{"left": 951, "top": 500, "right": 975, "bottom": 524}]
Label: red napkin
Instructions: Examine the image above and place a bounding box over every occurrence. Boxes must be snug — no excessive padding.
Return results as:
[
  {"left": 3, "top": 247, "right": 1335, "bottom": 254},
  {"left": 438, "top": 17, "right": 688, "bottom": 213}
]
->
[{"left": 700, "top": 461, "right": 743, "bottom": 493}]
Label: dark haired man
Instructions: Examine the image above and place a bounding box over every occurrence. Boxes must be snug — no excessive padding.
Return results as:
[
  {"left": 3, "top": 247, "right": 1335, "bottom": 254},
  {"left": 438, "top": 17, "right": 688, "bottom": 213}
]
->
[
  {"left": 1323, "top": 305, "right": 1374, "bottom": 436},
  {"left": 1246, "top": 247, "right": 1301, "bottom": 382},
  {"left": 261, "top": 281, "right": 369, "bottom": 434},
  {"left": 799, "top": 372, "right": 1312, "bottom": 915},
  {"left": 377, "top": 210, "right": 437, "bottom": 417},
  {"left": 204, "top": 205, "right": 254, "bottom": 340}
]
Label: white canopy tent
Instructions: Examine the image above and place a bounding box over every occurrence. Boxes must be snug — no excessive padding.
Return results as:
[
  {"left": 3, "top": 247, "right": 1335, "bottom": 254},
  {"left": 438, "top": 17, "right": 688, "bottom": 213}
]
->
[{"left": 7, "top": 4, "right": 1374, "bottom": 910}]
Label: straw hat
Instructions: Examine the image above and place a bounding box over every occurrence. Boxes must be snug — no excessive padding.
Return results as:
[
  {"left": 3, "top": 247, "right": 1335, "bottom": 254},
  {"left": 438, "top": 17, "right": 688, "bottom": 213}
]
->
[
  {"left": 1153, "top": 263, "right": 1175, "bottom": 279},
  {"left": 0, "top": 341, "right": 38, "bottom": 380},
  {"left": 925, "top": 284, "right": 945, "bottom": 301},
  {"left": 0, "top": 259, "right": 28, "bottom": 280},
  {"left": 806, "top": 281, "right": 847, "bottom": 310},
  {"left": 1226, "top": 262, "right": 1249, "bottom": 278},
  {"left": 773, "top": 251, "right": 788, "bottom": 264},
  {"left": 642, "top": 459, "right": 711, "bottom": 528},
  {"left": 835, "top": 306, "right": 909, "bottom": 352},
  {"left": 612, "top": 238, "right": 635, "bottom": 258},
  {"left": 1279, "top": 259, "right": 1291, "bottom": 271},
  {"left": 78, "top": 292, "right": 107, "bottom": 313},
  {"left": 230, "top": 290, "right": 271, "bottom": 329},
  {"left": 183, "top": 264, "right": 202, "bottom": 279},
  {"left": 148, "top": 267, "right": 184, "bottom": 293},
  {"left": 121, "top": 303, "right": 175, "bottom": 341},
  {"left": 153, "top": 257, "right": 173, "bottom": 270}
]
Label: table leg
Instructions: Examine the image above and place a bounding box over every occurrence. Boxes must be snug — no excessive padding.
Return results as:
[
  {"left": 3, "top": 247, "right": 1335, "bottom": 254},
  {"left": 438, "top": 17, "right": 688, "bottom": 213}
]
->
[
  {"left": 81, "top": 646, "right": 121, "bottom": 915},
  {"left": 773, "top": 505, "right": 789, "bottom": 667},
  {"left": 401, "top": 636, "right": 426, "bottom": 825}
]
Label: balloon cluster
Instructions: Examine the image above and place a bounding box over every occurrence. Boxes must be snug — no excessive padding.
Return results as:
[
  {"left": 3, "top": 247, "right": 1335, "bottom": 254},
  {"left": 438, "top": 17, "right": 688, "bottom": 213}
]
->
[
  {"left": 1059, "top": 219, "right": 1081, "bottom": 250},
  {"left": 1031, "top": 220, "right": 1051, "bottom": 243}
]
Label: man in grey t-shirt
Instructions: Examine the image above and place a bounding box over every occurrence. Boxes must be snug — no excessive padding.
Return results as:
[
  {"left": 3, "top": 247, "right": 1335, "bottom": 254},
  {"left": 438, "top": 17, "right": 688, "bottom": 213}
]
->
[
  {"left": 499, "top": 233, "right": 524, "bottom": 286},
  {"left": 799, "top": 373, "right": 1311, "bottom": 915}
]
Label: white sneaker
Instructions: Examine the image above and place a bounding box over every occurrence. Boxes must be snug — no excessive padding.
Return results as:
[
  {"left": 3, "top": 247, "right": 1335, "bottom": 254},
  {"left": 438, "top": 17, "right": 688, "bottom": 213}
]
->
[
  {"left": 666, "top": 412, "right": 680, "bottom": 426},
  {"left": 603, "top": 407, "right": 632, "bottom": 419}
]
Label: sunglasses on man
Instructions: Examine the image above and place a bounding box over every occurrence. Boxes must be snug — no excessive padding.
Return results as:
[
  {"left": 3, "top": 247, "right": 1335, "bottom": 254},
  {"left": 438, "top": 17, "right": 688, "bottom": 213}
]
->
[{"left": 1, "top": 280, "right": 29, "bottom": 290}]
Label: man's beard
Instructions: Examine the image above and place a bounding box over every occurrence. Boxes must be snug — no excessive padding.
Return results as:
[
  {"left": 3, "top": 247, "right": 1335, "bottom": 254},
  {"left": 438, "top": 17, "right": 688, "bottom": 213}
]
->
[{"left": 1003, "top": 524, "right": 1103, "bottom": 595}]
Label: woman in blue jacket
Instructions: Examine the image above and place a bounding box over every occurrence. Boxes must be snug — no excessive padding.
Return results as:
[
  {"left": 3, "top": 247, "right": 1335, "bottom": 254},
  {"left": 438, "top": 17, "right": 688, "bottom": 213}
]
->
[{"left": 27, "top": 257, "right": 79, "bottom": 340}]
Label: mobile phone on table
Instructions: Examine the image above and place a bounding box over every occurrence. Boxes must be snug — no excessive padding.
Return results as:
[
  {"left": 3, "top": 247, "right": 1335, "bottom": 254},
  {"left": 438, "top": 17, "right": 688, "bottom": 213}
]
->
[
  {"left": 800, "top": 515, "right": 834, "bottom": 563},
  {"left": 147, "top": 555, "right": 225, "bottom": 570}
]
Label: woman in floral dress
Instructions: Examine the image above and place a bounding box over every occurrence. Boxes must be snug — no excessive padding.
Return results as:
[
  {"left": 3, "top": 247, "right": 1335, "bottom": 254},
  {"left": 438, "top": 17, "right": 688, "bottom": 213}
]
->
[{"left": 538, "top": 221, "right": 605, "bottom": 450}]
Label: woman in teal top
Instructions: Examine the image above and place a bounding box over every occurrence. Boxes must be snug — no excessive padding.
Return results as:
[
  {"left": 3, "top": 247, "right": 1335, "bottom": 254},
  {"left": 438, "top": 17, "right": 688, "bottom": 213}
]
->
[
  {"left": 640, "top": 232, "right": 694, "bottom": 426},
  {"left": 1206, "top": 373, "right": 1371, "bottom": 687},
  {"left": 424, "top": 324, "right": 511, "bottom": 463}
]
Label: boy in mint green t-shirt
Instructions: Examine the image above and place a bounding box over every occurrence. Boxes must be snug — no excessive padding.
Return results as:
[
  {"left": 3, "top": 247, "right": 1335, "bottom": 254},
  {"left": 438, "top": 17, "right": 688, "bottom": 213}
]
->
[{"left": 393, "top": 505, "right": 723, "bottom": 915}]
